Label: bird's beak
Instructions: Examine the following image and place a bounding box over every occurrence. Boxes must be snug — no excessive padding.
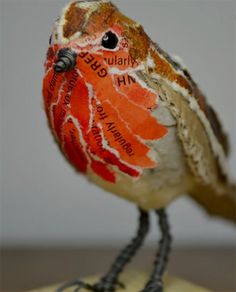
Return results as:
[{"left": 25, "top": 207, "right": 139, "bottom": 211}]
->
[{"left": 54, "top": 48, "right": 77, "bottom": 73}]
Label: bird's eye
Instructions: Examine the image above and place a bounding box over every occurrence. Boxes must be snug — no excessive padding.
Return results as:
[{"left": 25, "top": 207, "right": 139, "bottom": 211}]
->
[{"left": 101, "top": 31, "right": 119, "bottom": 50}]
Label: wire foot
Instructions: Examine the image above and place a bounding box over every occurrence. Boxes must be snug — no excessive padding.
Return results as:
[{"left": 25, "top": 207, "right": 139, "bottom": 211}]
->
[{"left": 56, "top": 279, "right": 94, "bottom": 291}]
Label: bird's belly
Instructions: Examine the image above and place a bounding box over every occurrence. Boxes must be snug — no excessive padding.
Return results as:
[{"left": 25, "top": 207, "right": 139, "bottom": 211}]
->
[{"left": 88, "top": 101, "right": 193, "bottom": 210}]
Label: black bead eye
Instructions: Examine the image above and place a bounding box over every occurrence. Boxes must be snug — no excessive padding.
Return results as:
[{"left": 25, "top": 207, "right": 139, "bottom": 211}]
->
[{"left": 101, "top": 31, "right": 119, "bottom": 50}]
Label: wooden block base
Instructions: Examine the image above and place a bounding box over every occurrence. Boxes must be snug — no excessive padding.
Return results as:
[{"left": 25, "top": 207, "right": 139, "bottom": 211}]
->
[{"left": 31, "top": 270, "right": 211, "bottom": 291}]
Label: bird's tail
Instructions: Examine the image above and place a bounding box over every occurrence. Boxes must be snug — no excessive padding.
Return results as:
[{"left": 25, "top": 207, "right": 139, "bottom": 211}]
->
[{"left": 189, "top": 182, "right": 236, "bottom": 224}]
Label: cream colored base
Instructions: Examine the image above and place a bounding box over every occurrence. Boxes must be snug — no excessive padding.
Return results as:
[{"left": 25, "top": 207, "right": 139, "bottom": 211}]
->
[{"left": 31, "top": 270, "right": 211, "bottom": 292}]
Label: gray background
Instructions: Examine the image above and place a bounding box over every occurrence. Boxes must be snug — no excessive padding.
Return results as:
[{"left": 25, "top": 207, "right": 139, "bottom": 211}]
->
[{"left": 1, "top": 0, "right": 236, "bottom": 247}]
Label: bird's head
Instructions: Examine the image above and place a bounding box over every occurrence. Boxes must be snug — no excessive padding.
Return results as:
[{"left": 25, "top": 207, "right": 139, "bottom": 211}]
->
[
  {"left": 46, "top": 0, "right": 151, "bottom": 72},
  {"left": 43, "top": 0, "right": 167, "bottom": 184}
]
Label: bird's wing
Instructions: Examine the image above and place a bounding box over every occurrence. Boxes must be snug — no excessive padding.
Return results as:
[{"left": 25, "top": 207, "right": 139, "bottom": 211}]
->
[
  {"left": 137, "top": 70, "right": 236, "bottom": 223},
  {"left": 151, "top": 42, "right": 230, "bottom": 156}
]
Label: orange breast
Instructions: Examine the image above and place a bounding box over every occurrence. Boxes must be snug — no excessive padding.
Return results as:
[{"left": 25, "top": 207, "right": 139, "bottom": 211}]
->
[{"left": 43, "top": 45, "right": 168, "bottom": 183}]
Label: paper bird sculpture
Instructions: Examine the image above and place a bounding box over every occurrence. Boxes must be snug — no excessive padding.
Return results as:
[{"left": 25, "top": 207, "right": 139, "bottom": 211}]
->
[{"left": 42, "top": 1, "right": 236, "bottom": 291}]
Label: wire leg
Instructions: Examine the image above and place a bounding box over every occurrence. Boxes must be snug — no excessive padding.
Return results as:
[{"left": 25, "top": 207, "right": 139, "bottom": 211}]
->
[
  {"left": 57, "top": 207, "right": 150, "bottom": 292},
  {"left": 93, "top": 207, "right": 150, "bottom": 291},
  {"left": 142, "top": 209, "right": 172, "bottom": 292}
]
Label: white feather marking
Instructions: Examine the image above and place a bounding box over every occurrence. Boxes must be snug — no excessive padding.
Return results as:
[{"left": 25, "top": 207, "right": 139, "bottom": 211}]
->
[
  {"left": 65, "top": 114, "right": 91, "bottom": 165},
  {"left": 56, "top": 2, "right": 72, "bottom": 44},
  {"left": 50, "top": 77, "right": 67, "bottom": 136},
  {"left": 146, "top": 55, "right": 155, "bottom": 68},
  {"left": 108, "top": 64, "right": 145, "bottom": 75},
  {"left": 171, "top": 54, "right": 188, "bottom": 70},
  {"left": 86, "top": 82, "right": 95, "bottom": 130}
]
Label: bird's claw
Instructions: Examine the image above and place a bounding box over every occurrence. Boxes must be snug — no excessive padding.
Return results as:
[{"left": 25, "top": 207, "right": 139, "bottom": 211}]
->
[
  {"left": 93, "top": 279, "right": 125, "bottom": 291},
  {"left": 57, "top": 278, "right": 125, "bottom": 292},
  {"left": 140, "top": 280, "right": 163, "bottom": 292},
  {"left": 56, "top": 279, "right": 94, "bottom": 292},
  {"left": 115, "top": 280, "right": 125, "bottom": 289}
]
